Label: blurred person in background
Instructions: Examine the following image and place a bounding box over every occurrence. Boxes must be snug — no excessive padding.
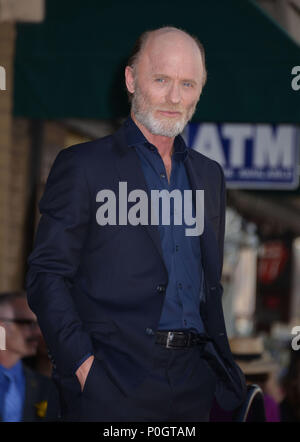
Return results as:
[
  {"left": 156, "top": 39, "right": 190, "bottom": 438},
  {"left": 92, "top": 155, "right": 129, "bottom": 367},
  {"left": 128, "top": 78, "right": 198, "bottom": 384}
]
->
[
  {"left": 24, "top": 332, "right": 53, "bottom": 378},
  {"left": 210, "top": 336, "right": 281, "bottom": 421},
  {"left": 280, "top": 348, "right": 300, "bottom": 422},
  {"left": 34, "top": 333, "right": 53, "bottom": 378},
  {"left": 0, "top": 291, "right": 58, "bottom": 421}
]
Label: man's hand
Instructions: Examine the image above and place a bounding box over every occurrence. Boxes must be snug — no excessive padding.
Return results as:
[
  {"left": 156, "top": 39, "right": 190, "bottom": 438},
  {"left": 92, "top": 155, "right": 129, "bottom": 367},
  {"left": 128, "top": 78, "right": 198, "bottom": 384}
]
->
[{"left": 75, "top": 355, "right": 95, "bottom": 392}]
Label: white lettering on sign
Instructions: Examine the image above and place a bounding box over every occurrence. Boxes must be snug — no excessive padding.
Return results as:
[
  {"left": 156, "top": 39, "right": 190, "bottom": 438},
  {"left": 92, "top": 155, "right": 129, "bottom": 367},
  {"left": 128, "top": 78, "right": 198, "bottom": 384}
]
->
[
  {"left": 222, "top": 124, "right": 253, "bottom": 168},
  {"left": 191, "top": 123, "right": 296, "bottom": 169},
  {"left": 189, "top": 122, "right": 298, "bottom": 189},
  {"left": 192, "top": 123, "right": 225, "bottom": 164},
  {"left": 253, "top": 125, "right": 294, "bottom": 168}
]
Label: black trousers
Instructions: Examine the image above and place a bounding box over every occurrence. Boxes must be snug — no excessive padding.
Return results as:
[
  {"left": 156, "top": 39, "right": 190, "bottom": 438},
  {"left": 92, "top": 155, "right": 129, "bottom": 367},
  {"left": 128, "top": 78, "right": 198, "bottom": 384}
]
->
[{"left": 59, "top": 343, "right": 217, "bottom": 422}]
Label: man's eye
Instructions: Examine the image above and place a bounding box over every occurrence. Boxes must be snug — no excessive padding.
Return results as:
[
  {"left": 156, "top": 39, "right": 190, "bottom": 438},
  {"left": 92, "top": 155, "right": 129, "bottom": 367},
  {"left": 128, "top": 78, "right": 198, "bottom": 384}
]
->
[
  {"left": 155, "top": 78, "right": 165, "bottom": 83},
  {"left": 183, "top": 82, "right": 193, "bottom": 87}
]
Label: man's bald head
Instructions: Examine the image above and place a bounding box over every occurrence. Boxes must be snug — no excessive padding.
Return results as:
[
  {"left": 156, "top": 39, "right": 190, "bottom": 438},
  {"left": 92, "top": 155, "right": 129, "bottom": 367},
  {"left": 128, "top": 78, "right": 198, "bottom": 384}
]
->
[{"left": 127, "top": 26, "right": 207, "bottom": 98}]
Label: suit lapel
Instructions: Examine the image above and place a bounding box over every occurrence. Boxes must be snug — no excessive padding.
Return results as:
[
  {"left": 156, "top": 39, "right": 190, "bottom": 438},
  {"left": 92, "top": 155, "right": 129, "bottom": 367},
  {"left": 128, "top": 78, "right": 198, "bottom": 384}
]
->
[
  {"left": 113, "top": 129, "right": 167, "bottom": 273},
  {"left": 184, "top": 151, "right": 220, "bottom": 286}
]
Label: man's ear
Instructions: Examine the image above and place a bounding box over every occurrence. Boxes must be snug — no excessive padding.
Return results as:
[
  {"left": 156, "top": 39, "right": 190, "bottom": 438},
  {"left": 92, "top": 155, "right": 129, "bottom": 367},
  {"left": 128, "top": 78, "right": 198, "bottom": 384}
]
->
[{"left": 125, "top": 66, "right": 135, "bottom": 94}]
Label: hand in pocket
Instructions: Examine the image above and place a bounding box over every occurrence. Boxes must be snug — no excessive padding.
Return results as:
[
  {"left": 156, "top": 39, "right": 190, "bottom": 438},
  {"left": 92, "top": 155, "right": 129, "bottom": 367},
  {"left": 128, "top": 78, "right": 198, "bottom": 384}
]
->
[{"left": 76, "top": 355, "right": 95, "bottom": 392}]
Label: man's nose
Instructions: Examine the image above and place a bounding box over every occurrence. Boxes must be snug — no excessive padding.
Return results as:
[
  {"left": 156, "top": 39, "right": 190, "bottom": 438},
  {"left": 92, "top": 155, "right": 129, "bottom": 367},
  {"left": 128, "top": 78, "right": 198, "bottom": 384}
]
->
[{"left": 167, "top": 82, "right": 181, "bottom": 104}]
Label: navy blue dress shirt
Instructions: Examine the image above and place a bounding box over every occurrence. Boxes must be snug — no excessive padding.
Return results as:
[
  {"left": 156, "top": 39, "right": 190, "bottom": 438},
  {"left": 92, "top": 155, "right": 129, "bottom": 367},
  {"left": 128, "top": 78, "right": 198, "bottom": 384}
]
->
[{"left": 125, "top": 116, "right": 205, "bottom": 333}]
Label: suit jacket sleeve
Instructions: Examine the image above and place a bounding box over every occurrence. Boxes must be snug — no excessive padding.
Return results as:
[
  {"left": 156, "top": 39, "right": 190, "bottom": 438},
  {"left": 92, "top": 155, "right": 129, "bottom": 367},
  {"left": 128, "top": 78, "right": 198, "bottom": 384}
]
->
[{"left": 26, "top": 147, "right": 94, "bottom": 376}]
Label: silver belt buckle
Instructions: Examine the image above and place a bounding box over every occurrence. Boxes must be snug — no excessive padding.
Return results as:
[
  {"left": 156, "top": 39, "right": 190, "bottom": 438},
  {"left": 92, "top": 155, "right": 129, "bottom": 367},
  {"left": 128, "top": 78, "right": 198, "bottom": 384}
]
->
[{"left": 166, "top": 331, "right": 174, "bottom": 348}]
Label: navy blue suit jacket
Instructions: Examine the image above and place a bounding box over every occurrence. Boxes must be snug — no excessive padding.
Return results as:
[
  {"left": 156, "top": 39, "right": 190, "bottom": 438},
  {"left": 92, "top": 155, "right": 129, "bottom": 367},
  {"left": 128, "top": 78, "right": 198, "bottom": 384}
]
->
[{"left": 26, "top": 121, "right": 246, "bottom": 411}]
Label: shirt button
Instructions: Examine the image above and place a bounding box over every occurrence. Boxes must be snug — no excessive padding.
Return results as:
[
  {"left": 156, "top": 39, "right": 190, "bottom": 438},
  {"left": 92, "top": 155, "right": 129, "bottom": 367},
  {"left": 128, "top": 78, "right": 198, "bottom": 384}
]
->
[
  {"left": 156, "top": 284, "right": 166, "bottom": 293},
  {"left": 145, "top": 328, "right": 154, "bottom": 336}
]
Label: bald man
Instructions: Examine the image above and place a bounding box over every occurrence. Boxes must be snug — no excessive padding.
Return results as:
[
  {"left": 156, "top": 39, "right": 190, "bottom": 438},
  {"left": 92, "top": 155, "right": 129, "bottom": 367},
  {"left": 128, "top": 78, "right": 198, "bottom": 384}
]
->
[{"left": 26, "top": 27, "right": 247, "bottom": 421}]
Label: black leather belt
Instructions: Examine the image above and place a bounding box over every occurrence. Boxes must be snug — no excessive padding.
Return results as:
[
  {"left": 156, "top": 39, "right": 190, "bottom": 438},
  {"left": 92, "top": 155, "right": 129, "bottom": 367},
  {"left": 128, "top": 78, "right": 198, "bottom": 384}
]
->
[{"left": 155, "top": 330, "right": 211, "bottom": 348}]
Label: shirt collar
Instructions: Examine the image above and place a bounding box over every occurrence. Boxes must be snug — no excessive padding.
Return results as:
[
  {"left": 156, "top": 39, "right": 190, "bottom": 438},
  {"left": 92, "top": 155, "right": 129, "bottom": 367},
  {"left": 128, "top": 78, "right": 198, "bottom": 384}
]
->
[
  {"left": 0, "top": 360, "right": 23, "bottom": 381},
  {"left": 124, "top": 115, "right": 189, "bottom": 162}
]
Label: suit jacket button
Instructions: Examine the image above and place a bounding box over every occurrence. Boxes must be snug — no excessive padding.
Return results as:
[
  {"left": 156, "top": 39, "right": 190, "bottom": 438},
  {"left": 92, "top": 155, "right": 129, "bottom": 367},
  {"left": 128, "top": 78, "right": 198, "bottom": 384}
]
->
[
  {"left": 145, "top": 328, "right": 154, "bottom": 336},
  {"left": 156, "top": 284, "right": 166, "bottom": 293}
]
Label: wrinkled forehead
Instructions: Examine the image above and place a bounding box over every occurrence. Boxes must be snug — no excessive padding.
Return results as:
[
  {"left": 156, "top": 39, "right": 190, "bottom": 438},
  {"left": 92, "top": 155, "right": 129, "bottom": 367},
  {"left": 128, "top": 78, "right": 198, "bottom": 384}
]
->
[{"left": 138, "top": 31, "right": 203, "bottom": 79}]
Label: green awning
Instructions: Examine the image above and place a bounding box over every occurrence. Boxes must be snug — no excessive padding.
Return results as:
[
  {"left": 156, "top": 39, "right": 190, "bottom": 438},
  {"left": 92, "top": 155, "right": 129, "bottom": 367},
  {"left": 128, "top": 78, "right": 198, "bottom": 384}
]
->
[{"left": 13, "top": 0, "right": 300, "bottom": 122}]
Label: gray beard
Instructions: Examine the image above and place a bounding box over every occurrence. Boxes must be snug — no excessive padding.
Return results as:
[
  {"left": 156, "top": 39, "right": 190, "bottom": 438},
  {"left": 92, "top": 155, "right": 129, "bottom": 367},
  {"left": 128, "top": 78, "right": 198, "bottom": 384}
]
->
[{"left": 131, "top": 87, "right": 196, "bottom": 138}]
